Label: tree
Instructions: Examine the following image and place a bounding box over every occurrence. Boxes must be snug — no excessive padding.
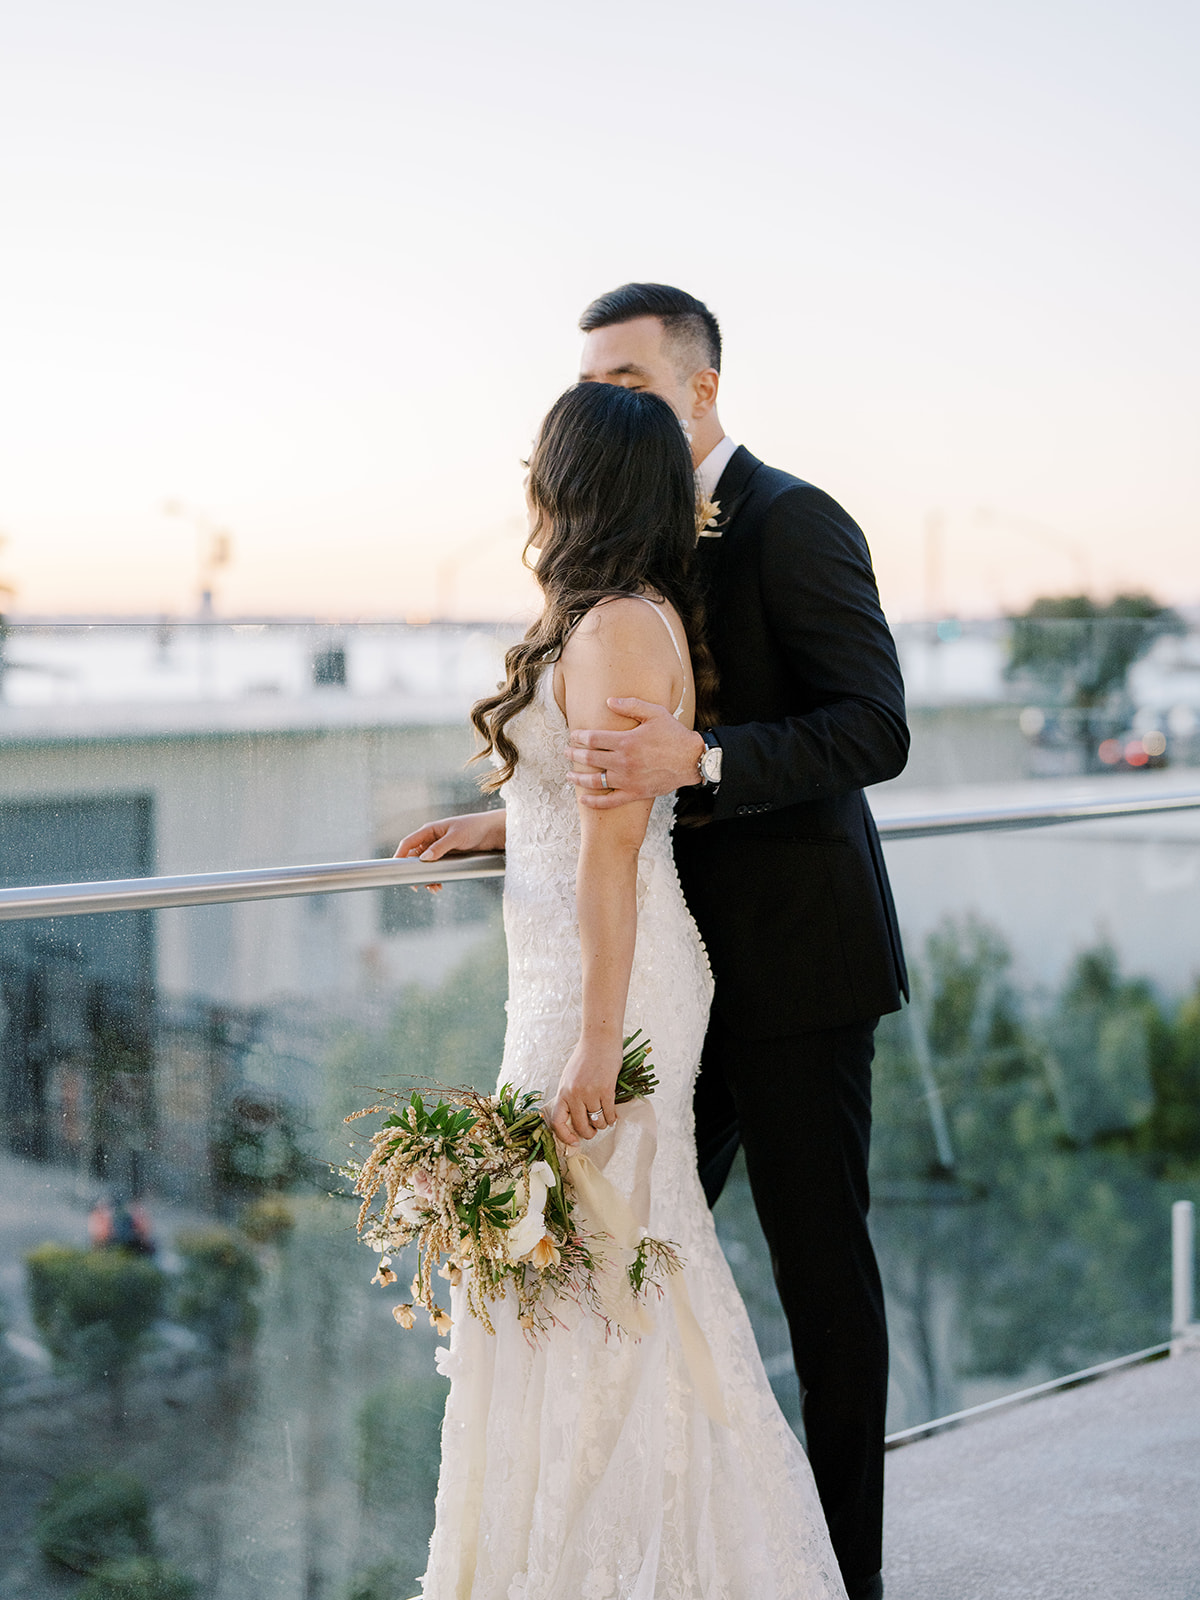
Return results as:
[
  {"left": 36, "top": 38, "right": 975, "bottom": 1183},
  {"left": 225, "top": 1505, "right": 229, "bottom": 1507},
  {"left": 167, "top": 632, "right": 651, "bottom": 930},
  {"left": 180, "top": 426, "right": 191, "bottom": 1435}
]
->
[
  {"left": 173, "top": 1227, "right": 262, "bottom": 1356},
  {"left": 25, "top": 1243, "right": 165, "bottom": 1414},
  {"left": 78, "top": 1558, "right": 198, "bottom": 1600},
  {"left": 35, "top": 1470, "right": 197, "bottom": 1599},
  {"left": 35, "top": 1470, "right": 156, "bottom": 1573},
  {"left": 1005, "top": 593, "right": 1185, "bottom": 769},
  {"left": 869, "top": 920, "right": 1200, "bottom": 1419}
]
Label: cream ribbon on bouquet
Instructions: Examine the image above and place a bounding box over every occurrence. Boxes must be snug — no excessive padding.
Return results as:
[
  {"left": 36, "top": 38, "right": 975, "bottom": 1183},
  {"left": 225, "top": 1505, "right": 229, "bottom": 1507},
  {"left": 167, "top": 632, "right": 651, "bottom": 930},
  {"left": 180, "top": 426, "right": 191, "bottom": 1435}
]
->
[{"left": 563, "top": 1099, "right": 729, "bottom": 1427}]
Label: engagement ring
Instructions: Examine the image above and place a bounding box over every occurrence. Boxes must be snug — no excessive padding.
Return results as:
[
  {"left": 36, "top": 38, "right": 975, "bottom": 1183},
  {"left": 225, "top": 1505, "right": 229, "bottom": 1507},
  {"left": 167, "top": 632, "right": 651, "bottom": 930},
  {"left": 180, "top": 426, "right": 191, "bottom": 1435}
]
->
[{"left": 588, "top": 1111, "right": 603, "bottom": 1124}]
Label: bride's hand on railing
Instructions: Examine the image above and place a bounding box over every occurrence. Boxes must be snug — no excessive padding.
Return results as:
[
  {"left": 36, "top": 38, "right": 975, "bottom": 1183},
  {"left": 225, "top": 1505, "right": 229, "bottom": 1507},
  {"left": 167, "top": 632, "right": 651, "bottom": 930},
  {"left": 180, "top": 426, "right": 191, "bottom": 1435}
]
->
[
  {"left": 549, "top": 1037, "right": 621, "bottom": 1145},
  {"left": 395, "top": 811, "right": 507, "bottom": 891}
]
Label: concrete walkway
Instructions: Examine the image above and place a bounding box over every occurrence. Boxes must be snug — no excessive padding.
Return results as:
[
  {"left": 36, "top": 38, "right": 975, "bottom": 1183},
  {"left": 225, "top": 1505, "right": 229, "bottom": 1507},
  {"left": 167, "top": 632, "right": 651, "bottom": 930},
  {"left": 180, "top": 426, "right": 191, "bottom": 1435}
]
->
[{"left": 883, "top": 1351, "right": 1200, "bottom": 1599}]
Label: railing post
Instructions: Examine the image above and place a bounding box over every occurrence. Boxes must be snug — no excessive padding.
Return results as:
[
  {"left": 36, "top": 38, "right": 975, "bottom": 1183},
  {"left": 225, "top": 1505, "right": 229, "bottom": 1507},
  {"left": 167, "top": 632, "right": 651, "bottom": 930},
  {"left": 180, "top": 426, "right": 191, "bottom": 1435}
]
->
[
  {"left": 904, "top": 989, "right": 956, "bottom": 1175},
  {"left": 1172, "top": 1200, "right": 1198, "bottom": 1352}
]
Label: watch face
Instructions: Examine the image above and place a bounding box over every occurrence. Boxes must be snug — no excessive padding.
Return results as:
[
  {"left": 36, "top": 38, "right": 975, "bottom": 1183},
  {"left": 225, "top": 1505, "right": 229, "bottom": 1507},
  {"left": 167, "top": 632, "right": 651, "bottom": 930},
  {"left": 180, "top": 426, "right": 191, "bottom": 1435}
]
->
[{"left": 701, "top": 745, "right": 722, "bottom": 784}]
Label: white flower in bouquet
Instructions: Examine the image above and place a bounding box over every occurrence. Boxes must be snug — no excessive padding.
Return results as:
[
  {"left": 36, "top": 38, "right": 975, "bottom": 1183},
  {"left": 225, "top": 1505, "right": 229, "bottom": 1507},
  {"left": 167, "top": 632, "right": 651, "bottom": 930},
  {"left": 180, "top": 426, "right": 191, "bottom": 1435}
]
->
[{"left": 505, "top": 1159, "right": 558, "bottom": 1261}]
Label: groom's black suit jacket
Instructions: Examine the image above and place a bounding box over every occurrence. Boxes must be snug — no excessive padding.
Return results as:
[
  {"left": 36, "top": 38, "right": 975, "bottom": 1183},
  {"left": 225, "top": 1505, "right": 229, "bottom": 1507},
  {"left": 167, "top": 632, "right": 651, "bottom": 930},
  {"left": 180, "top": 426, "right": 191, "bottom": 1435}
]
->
[{"left": 673, "top": 447, "right": 909, "bottom": 1040}]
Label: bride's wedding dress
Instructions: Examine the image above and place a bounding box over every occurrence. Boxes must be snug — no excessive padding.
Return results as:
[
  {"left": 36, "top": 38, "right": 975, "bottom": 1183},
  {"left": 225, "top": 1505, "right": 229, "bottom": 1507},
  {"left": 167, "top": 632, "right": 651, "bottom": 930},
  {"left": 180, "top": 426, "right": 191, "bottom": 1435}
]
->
[{"left": 421, "top": 607, "right": 846, "bottom": 1600}]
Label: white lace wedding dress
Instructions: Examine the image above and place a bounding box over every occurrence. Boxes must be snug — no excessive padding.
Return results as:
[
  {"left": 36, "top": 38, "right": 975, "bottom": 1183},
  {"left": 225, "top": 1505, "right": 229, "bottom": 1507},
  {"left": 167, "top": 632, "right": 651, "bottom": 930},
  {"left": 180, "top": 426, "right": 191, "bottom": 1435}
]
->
[{"left": 420, "top": 610, "right": 846, "bottom": 1600}]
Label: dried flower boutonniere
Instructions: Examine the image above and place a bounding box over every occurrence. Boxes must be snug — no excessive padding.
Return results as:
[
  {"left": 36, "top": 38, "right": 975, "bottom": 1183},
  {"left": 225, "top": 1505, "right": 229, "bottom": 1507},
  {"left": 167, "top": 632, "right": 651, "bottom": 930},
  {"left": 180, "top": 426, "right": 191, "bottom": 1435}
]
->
[{"left": 696, "top": 495, "right": 722, "bottom": 539}]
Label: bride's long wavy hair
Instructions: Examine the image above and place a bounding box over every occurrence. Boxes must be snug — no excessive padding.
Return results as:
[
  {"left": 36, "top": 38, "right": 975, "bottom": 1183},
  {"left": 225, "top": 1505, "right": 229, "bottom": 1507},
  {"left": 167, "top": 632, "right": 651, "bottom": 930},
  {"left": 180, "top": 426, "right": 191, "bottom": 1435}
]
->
[{"left": 471, "top": 382, "right": 718, "bottom": 790}]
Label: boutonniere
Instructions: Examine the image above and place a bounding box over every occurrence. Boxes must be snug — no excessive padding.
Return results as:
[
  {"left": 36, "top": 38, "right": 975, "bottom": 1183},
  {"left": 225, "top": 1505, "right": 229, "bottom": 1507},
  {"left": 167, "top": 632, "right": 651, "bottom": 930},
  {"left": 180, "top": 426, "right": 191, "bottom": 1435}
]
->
[{"left": 696, "top": 495, "right": 723, "bottom": 539}]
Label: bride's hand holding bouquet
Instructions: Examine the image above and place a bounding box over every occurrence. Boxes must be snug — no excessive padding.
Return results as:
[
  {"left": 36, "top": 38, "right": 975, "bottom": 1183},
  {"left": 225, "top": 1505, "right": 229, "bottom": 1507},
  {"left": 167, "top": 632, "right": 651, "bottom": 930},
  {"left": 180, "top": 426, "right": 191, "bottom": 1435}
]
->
[
  {"left": 345, "top": 1032, "right": 678, "bottom": 1340},
  {"left": 548, "top": 1029, "right": 623, "bottom": 1144}
]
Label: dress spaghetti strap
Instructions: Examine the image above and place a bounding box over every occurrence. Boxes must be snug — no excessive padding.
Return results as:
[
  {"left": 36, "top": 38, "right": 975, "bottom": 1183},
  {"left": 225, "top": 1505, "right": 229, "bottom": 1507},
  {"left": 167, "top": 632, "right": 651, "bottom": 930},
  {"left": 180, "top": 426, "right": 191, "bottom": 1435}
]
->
[{"left": 633, "top": 596, "right": 689, "bottom": 719}]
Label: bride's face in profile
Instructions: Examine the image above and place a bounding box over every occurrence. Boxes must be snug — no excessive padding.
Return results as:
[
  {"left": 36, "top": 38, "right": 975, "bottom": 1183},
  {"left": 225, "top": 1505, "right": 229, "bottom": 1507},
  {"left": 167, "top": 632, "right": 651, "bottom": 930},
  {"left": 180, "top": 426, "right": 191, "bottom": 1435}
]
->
[{"left": 523, "top": 463, "right": 543, "bottom": 552}]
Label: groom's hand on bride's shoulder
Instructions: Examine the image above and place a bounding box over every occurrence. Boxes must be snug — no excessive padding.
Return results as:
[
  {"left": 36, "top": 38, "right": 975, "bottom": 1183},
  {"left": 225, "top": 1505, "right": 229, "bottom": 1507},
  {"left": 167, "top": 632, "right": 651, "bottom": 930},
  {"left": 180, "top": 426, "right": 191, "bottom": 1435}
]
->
[{"left": 568, "top": 699, "right": 706, "bottom": 808}]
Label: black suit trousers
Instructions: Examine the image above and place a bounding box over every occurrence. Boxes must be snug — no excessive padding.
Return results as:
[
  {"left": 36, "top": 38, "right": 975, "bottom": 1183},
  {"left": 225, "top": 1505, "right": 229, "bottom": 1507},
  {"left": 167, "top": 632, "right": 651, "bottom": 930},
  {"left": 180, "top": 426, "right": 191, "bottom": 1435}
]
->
[{"left": 694, "top": 1015, "right": 888, "bottom": 1589}]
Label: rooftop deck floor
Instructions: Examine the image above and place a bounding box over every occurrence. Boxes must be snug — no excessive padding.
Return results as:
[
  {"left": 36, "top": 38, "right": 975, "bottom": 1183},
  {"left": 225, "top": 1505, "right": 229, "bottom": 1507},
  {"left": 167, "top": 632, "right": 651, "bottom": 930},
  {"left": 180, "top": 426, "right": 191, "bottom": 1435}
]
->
[{"left": 883, "top": 1349, "right": 1199, "bottom": 1599}]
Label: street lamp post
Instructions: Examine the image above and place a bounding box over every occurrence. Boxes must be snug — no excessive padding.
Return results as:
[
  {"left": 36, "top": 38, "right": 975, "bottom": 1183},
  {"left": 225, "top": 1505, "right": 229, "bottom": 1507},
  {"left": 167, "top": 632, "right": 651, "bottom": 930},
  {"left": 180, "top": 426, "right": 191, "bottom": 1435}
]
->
[{"left": 163, "top": 500, "right": 233, "bottom": 616}]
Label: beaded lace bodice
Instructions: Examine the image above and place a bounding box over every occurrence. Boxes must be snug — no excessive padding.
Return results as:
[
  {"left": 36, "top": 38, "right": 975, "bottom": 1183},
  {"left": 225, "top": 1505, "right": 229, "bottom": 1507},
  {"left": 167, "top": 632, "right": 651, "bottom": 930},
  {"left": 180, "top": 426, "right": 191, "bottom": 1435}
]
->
[{"left": 420, "top": 655, "right": 846, "bottom": 1600}]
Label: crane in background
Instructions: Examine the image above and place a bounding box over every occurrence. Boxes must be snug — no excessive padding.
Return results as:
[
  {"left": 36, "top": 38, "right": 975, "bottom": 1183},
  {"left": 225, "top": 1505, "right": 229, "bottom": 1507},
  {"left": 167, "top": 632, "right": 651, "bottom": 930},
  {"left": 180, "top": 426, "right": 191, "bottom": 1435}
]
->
[
  {"left": 434, "top": 519, "right": 524, "bottom": 623},
  {"left": 0, "top": 531, "right": 14, "bottom": 699},
  {"left": 974, "top": 507, "right": 1093, "bottom": 596},
  {"left": 163, "top": 501, "right": 233, "bottom": 616},
  {"left": 0, "top": 529, "right": 15, "bottom": 611}
]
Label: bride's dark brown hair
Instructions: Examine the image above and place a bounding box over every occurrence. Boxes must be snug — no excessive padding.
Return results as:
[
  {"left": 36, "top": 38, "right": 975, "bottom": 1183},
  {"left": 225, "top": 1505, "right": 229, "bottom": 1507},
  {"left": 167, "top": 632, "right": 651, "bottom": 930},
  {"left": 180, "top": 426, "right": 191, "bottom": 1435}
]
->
[{"left": 471, "top": 382, "right": 718, "bottom": 789}]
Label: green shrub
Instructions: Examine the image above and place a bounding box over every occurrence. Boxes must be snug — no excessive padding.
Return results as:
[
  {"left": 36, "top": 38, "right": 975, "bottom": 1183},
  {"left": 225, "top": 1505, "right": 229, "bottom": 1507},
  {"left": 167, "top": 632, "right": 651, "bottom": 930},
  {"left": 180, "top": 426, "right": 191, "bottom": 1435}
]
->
[
  {"left": 24, "top": 1244, "right": 165, "bottom": 1379},
  {"left": 0, "top": 1289, "right": 19, "bottom": 1388},
  {"left": 173, "top": 1226, "right": 262, "bottom": 1354},
  {"left": 78, "top": 1557, "right": 197, "bottom": 1600},
  {"left": 1141, "top": 979, "right": 1200, "bottom": 1164},
  {"left": 35, "top": 1470, "right": 154, "bottom": 1573},
  {"left": 340, "top": 1560, "right": 409, "bottom": 1600},
  {"left": 238, "top": 1194, "right": 296, "bottom": 1245}
]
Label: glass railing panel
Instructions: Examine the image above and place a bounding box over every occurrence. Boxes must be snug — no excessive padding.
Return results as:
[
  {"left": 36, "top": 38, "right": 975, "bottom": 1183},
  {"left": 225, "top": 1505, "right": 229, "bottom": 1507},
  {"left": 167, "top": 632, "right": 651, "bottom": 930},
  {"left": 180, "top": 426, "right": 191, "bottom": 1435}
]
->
[
  {"left": 2, "top": 842, "right": 1196, "bottom": 1593},
  {"left": 0, "top": 622, "right": 516, "bottom": 1598},
  {"left": 2, "top": 618, "right": 1200, "bottom": 1594},
  {"left": 1, "top": 892, "right": 507, "bottom": 1600},
  {"left": 708, "top": 799, "right": 1200, "bottom": 1438},
  {"left": 0, "top": 621, "right": 514, "bottom": 888}
]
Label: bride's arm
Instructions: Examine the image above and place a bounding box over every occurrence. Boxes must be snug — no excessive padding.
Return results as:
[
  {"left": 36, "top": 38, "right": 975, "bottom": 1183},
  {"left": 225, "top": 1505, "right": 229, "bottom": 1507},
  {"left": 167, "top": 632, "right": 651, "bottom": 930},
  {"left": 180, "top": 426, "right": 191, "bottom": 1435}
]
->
[{"left": 547, "top": 599, "right": 686, "bottom": 1146}]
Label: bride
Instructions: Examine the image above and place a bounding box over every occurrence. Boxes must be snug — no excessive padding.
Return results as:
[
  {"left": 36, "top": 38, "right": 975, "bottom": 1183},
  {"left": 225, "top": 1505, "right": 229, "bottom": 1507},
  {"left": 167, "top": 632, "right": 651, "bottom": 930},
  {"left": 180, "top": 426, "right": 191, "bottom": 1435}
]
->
[{"left": 397, "top": 381, "right": 846, "bottom": 1600}]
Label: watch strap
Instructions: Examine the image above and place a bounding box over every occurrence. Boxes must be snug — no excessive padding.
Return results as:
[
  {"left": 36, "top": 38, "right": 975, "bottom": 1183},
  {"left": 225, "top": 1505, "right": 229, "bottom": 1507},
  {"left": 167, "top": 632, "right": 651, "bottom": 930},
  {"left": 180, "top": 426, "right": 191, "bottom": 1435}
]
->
[{"left": 698, "top": 729, "right": 722, "bottom": 788}]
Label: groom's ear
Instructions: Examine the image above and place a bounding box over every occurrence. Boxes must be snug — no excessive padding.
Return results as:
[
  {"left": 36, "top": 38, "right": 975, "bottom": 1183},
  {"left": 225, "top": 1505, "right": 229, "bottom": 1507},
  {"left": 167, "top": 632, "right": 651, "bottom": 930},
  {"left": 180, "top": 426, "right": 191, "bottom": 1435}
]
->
[{"left": 688, "top": 367, "right": 719, "bottom": 419}]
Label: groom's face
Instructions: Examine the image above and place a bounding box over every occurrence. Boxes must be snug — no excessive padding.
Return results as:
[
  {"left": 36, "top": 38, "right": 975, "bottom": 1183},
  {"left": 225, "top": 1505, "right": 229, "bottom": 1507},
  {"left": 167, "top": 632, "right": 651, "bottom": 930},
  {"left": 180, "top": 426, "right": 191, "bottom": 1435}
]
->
[{"left": 579, "top": 316, "right": 694, "bottom": 419}]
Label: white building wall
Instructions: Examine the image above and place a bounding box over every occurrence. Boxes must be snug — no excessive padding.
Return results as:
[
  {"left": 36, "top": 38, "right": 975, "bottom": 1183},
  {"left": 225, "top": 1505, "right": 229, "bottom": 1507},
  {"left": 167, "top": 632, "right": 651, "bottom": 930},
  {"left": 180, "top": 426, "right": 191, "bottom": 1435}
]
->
[{"left": 0, "top": 717, "right": 494, "bottom": 1006}]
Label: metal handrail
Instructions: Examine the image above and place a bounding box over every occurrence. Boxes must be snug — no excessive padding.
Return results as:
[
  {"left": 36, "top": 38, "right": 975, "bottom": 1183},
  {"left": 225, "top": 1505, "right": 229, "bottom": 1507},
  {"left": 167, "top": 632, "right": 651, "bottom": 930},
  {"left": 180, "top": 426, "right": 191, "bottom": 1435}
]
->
[
  {"left": 876, "top": 789, "right": 1200, "bottom": 841},
  {"left": 1, "top": 789, "right": 1198, "bottom": 921},
  {"left": 883, "top": 1342, "right": 1172, "bottom": 1450},
  {"left": 0, "top": 853, "right": 505, "bottom": 921}
]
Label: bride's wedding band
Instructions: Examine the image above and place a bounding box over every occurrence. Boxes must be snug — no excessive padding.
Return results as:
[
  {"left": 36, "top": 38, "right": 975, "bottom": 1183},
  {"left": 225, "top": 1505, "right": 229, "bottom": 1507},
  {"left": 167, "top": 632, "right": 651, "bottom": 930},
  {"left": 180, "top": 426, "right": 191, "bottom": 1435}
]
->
[
  {"left": 588, "top": 1111, "right": 603, "bottom": 1124},
  {"left": 599, "top": 771, "right": 609, "bottom": 790}
]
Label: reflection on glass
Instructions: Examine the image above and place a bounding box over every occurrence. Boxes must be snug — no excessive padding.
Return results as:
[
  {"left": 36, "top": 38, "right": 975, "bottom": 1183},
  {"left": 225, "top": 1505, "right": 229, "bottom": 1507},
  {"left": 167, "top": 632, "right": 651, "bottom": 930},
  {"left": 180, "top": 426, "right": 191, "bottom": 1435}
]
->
[
  {"left": 1, "top": 904, "right": 507, "bottom": 1599},
  {"left": 716, "top": 919, "right": 1200, "bottom": 1440},
  {"left": 0, "top": 621, "right": 1197, "bottom": 1595}
]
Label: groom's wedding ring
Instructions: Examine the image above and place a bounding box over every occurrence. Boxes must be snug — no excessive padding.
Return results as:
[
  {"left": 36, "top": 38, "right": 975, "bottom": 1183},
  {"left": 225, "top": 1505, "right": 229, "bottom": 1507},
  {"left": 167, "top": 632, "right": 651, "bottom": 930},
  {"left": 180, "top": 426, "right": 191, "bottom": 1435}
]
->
[
  {"left": 588, "top": 1110, "right": 603, "bottom": 1124},
  {"left": 599, "top": 770, "right": 609, "bottom": 790}
]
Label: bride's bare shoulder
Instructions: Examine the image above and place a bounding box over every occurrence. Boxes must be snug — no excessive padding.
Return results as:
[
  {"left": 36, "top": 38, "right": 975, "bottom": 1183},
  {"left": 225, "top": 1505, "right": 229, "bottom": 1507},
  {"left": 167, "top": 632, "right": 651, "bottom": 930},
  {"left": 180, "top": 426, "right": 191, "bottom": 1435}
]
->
[
  {"left": 555, "top": 596, "right": 681, "bottom": 726},
  {"left": 562, "top": 595, "right": 675, "bottom": 659}
]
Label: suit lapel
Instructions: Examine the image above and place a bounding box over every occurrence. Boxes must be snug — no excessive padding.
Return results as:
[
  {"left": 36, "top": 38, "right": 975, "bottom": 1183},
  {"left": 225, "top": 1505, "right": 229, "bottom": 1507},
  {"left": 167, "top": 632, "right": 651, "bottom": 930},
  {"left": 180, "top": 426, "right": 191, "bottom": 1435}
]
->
[
  {"left": 711, "top": 446, "right": 762, "bottom": 530},
  {"left": 695, "top": 446, "right": 762, "bottom": 608}
]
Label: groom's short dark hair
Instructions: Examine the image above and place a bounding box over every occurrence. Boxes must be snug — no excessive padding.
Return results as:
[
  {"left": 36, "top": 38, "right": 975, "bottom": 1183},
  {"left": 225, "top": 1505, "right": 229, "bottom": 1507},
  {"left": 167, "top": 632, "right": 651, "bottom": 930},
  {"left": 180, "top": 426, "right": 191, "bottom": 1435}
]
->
[{"left": 579, "top": 283, "right": 722, "bottom": 375}]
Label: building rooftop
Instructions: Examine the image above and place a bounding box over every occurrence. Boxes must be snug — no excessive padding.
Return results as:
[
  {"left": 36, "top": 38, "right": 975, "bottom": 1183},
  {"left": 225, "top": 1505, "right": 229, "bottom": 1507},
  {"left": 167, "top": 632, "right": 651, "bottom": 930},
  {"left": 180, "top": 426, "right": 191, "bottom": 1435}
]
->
[
  {"left": 0, "top": 620, "right": 514, "bottom": 743},
  {"left": 884, "top": 1351, "right": 1199, "bottom": 1599}
]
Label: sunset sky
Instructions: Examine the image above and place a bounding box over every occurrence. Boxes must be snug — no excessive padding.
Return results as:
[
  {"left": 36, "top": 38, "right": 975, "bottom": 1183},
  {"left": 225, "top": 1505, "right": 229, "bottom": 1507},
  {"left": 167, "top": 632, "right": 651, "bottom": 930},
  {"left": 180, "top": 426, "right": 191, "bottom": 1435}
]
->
[{"left": 1, "top": 0, "right": 1196, "bottom": 624}]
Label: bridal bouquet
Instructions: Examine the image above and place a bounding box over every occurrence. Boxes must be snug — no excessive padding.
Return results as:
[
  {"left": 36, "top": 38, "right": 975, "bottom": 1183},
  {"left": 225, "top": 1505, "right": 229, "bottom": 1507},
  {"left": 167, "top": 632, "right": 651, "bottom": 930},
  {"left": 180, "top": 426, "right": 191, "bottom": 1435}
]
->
[{"left": 345, "top": 1032, "right": 681, "bottom": 1339}]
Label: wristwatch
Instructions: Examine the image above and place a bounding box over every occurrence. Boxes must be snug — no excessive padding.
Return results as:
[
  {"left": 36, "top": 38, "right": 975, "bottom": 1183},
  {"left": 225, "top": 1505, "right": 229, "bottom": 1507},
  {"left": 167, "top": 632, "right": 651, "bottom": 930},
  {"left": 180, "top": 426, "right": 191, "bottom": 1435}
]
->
[{"left": 697, "top": 730, "right": 723, "bottom": 788}]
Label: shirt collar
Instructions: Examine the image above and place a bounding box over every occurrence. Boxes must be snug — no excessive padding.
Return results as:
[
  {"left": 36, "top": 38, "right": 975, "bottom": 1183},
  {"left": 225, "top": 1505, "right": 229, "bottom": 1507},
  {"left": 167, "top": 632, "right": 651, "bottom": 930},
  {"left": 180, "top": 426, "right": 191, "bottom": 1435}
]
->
[{"left": 695, "top": 434, "right": 737, "bottom": 500}]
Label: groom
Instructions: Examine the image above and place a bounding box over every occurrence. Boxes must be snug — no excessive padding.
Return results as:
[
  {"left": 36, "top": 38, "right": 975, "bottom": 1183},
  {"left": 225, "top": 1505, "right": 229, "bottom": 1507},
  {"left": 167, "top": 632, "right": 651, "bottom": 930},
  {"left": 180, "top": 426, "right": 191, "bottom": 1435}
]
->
[{"left": 567, "top": 284, "right": 908, "bottom": 1600}]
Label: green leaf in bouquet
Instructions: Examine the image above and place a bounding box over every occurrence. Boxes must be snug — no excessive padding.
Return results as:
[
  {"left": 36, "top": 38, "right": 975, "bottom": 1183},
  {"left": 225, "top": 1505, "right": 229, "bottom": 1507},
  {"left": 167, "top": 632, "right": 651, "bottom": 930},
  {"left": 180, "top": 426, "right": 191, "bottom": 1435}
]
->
[{"left": 615, "top": 1030, "right": 658, "bottom": 1103}]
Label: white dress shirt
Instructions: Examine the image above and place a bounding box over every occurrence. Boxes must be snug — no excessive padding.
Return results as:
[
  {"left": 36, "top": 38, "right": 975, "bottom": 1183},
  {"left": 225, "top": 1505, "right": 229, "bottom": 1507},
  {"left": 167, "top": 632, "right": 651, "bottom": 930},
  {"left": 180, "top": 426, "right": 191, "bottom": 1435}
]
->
[{"left": 695, "top": 434, "right": 738, "bottom": 499}]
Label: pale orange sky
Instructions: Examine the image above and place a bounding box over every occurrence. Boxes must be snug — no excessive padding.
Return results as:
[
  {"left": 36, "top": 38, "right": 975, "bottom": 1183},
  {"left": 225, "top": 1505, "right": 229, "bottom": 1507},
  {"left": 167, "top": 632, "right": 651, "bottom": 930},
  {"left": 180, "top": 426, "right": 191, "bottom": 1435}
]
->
[{"left": 1, "top": 0, "right": 1197, "bottom": 624}]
